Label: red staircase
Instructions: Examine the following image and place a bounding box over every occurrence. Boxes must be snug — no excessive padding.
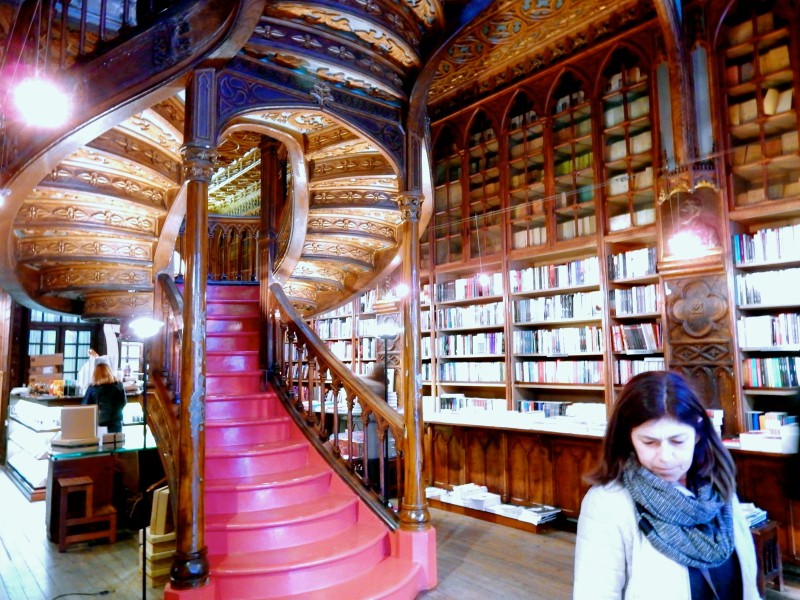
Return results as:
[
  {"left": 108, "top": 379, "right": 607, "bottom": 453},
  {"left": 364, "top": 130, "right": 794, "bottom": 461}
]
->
[{"left": 168, "top": 284, "right": 427, "bottom": 599}]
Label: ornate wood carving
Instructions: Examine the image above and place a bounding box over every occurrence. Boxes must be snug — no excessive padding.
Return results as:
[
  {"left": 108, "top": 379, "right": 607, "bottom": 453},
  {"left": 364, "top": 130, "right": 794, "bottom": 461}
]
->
[{"left": 665, "top": 274, "right": 738, "bottom": 433}]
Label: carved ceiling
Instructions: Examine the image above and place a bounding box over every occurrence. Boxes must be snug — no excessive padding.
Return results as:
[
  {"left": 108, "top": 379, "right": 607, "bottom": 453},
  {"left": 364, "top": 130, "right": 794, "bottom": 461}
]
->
[{"left": 0, "top": 0, "right": 660, "bottom": 320}]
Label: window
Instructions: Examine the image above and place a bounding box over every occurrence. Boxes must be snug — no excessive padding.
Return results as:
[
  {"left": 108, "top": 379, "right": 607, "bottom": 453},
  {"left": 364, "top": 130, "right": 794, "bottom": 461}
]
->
[
  {"left": 27, "top": 310, "right": 95, "bottom": 383},
  {"left": 119, "top": 341, "right": 143, "bottom": 377}
]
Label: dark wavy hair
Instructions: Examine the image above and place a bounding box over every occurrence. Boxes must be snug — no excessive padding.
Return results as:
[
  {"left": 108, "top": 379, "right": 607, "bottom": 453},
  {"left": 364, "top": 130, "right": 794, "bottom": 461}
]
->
[{"left": 587, "top": 370, "right": 736, "bottom": 500}]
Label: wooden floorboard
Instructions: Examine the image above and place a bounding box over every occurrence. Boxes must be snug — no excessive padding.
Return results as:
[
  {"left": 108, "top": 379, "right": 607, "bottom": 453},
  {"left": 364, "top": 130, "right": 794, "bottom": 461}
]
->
[{"left": 2, "top": 466, "right": 799, "bottom": 600}]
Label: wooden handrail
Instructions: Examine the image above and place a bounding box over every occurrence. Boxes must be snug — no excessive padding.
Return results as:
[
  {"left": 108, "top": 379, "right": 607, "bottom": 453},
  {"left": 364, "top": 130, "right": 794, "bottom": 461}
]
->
[{"left": 267, "top": 282, "right": 404, "bottom": 525}]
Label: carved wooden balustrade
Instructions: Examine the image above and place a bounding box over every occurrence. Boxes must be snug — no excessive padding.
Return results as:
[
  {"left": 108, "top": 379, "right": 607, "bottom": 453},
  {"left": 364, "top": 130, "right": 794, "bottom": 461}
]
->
[
  {"left": 267, "top": 283, "right": 405, "bottom": 527},
  {"left": 174, "top": 215, "right": 259, "bottom": 282},
  {"left": 147, "top": 272, "right": 184, "bottom": 518}
]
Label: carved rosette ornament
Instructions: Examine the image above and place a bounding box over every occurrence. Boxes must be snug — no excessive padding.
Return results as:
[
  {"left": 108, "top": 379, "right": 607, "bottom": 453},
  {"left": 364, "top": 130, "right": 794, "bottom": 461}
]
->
[
  {"left": 669, "top": 279, "right": 727, "bottom": 338},
  {"left": 181, "top": 146, "right": 218, "bottom": 183}
]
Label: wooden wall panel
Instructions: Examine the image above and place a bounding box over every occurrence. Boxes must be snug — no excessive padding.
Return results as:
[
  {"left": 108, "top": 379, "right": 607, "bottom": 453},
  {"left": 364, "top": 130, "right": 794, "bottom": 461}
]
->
[
  {"left": 552, "top": 438, "right": 600, "bottom": 517},
  {"left": 506, "top": 433, "right": 553, "bottom": 506},
  {"left": 464, "top": 428, "right": 505, "bottom": 495}
]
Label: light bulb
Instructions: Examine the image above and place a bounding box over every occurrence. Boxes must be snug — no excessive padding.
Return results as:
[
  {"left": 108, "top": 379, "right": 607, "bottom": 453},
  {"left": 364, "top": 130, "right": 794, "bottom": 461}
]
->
[
  {"left": 13, "top": 78, "right": 70, "bottom": 128},
  {"left": 668, "top": 230, "right": 706, "bottom": 259}
]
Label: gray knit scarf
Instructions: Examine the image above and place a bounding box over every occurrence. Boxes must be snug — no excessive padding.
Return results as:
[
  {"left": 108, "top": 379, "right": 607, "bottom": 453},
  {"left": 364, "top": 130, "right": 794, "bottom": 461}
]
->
[{"left": 622, "top": 459, "right": 735, "bottom": 568}]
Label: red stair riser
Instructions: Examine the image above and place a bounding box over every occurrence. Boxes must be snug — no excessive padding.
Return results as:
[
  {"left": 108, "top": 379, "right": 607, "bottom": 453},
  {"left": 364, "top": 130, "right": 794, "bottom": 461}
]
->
[
  {"left": 207, "top": 353, "right": 259, "bottom": 372},
  {"left": 206, "top": 419, "right": 292, "bottom": 447},
  {"left": 209, "top": 536, "right": 389, "bottom": 599},
  {"left": 206, "top": 373, "right": 262, "bottom": 395},
  {"left": 207, "top": 317, "right": 259, "bottom": 333},
  {"left": 204, "top": 472, "right": 332, "bottom": 515},
  {"left": 207, "top": 334, "right": 259, "bottom": 352},
  {"left": 206, "top": 396, "right": 280, "bottom": 421},
  {"left": 207, "top": 302, "right": 259, "bottom": 318},
  {"left": 205, "top": 501, "right": 360, "bottom": 554},
  {"left": 205, "top": 445, "right": 309, "bottom": 480},
  {"left": 206, "top": 286, "right": 260, "bottom": 301}
]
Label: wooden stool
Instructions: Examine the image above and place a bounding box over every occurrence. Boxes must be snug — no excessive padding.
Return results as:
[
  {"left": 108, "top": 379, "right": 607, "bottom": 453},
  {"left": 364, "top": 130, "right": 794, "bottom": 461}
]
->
[
  {"left": 751, "top": 519, "right": 783, "bottom": 596},
  {"left": 57, "top": 476, "right": 117, "bottom": 552}
]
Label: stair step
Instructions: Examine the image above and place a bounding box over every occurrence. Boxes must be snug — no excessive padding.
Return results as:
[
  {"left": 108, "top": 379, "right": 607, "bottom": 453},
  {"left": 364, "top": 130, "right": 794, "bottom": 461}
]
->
[
  {"left": 205, "top": 493, "right": 360, "bottom": 554},
  {"left": 207, "top": 332, "right": 259, "bottom": 352},
  {"left": 206, "top": 393, "right": 281, "bottom": 421},
  {"left": 207, "top": 300, "right": 259, "bottom": 318},
  {"left": 205, "top": 465, "right": 332, "bottom": 514},
  {"left": 207, "top": 284, "right": 259, "bottom": 301},
  {"left": 205, "top": 440, "right": 309, "bottom": 480},
  {"left": 208, "top": 522, "right": 390, "bottom": 599},
  {"left": 205, "top": 416, "right": 293, "bottom": 447},
  {"left": 207, "top": 350, "right": 259, "bottom": 372},
  {"left": 207, "top": 315, "right": 259, "bottom": 333},
  {"left": 278, "top": 557, "right": 423, "bottom": 600},
  {"left": 207, "top": 371, "right": 262, "bottom": 395}
]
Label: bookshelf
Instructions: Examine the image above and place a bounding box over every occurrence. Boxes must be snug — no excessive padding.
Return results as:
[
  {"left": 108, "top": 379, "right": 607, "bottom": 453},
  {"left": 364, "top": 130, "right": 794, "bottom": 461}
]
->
[
  {"left": 507, "top": 93, "right": 547, "bottom": 250},
  {"left": 432, "top": 268, "right": 507, "bottom": 403},
  {"left": 732, "top": 221, "right": 800, "bottom": 424},
  {"left": 721, "top": 8, "right": 799, "bottom": 210},
  {"left": 551, "top": 74, "right": 597, "bottom": 242},
  {"left": 605, "top": 237, "right": 665, "bottom": 396},
  {"left": 601, "top": 52, "right": 656, "bottom": 233},
  {"left": 509, "top": 253, "right": 605, "bottom": 412}
]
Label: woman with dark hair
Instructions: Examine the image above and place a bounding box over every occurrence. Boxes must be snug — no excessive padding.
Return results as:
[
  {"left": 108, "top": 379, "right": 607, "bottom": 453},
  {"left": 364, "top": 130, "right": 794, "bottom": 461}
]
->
[
  {"left": 573, "top": 370, "right": 759, "bottom": 600},
  {"left": 82, "top": 362, "right": 127, "bottom": 433}
]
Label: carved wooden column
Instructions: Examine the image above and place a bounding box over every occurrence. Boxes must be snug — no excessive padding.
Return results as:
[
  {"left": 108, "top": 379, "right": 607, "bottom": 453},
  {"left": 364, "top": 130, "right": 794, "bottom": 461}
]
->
[
  {"left": 259, "top": 138, "right": 283, "bottom": 374},
  {"left": 171, "top": 68, "right": 216, "bottom": 591},
  {"left": 397, "top": 192, "right": 430, "bottom": 531}
]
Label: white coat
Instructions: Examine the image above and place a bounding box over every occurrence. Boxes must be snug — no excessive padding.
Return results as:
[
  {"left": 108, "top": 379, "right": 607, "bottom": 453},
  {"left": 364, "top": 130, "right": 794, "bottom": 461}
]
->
[{"left": 573, "top": 482, "right": 761, "bottom": 600}]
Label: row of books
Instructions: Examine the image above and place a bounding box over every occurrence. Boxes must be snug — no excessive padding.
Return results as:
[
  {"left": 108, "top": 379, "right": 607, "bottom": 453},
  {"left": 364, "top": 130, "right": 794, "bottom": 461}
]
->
[
  {"left": 518, "top": 400, "right": 570, "bottom": 417},
  {"left": 603, "top": 95, "right": 650, "bottom": 128},
  {"left": 434, "top": 394, "right": 506, "bottom": 412},
  {"left": 512, "top": 291, "right": 603, "bottom": 323},
  {"left": 437, "top": 361, "right": 506, "bottom": 383},
  {"left": 614, "top": 357, "right": 665, "bottom": 385},
  {"left": 435, "top": 272, "right": 504, "bottom": 301},
  {"left": 512, "top": 326, "right": 603, "bottom": 355},
  {"left": 735, "top": 268, "right": 800, "bottom": 306},
  {"left": 555, "top": 214, "right": 597, "bottom": 240},
  {"left": 737, "top": 313, "right": 800, "bottom": 348},
  {"left": 436, "top": 303, "right": 505, "bottom": 329},
  {"left": 733, "top": 223, "right": 800, "bottom": 265},
  {"left": 744, "top": 410, "right": 798, "bottom": 432},
  {"left": 437, "top": 332, "right": 505, "bottom": 356},
  {"left": 609, "top": 284, "right": 659, "bottom": 316},
  {"left": 514, "top": 360, "right": 603, "bottom": 385},
  {"left": 608, "top": 207, "right": 656, "bottom": 232},
  {"left": 741, "top": 357, "right": 800, "bottom": 388},
  {"left": 610, "top": 322, "right": 663, "bottom": 352},
  {"left": 509, "top": 256, "right": 600, "bottom": 293},
  {"left": 607, "top": 246, "right": 657, "bottom": 281},
  {"left": 317, "top": 318, "right": 353, "bottom": 340}
]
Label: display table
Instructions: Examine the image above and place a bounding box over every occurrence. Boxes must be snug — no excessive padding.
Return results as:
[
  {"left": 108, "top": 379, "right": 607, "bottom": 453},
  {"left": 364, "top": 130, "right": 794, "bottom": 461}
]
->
[{"left": 45, "top": 425, "right": 158, "bottom": 544}]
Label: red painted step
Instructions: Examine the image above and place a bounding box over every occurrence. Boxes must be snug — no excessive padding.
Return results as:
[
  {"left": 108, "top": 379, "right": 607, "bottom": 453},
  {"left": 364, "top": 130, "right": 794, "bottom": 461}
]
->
[
  {"left": 207, "top": 332, "right": 259, "bottom": 352},
  {"left": 205, "top": 416, "right": 293, "bottom": 447},
  {"left": 204, "top": 465, "right": 332, "bottom": 515},
  {"left": 207, "top": 315, "right": 259, "bottom": 333},
  {"left": 206, "top": 350, "right": 259, "bottom": 372},
  {"left": 206, "top": 371, "right": 262, "bottom": 395},
  {"left": 207, "top": 300, "right": 259, "bottom": 318},
  {"left": 206, "top": 284, "right": 259, "bottom": 301},
  {"left": 206, "top": 393, "right": 281, "bottom": 421},
  {"left": 205, "top": 439, "right": 310, "bottom": 480},
  {"left": 205, "top": 493, "right": 361, "bottom": 554},
  {"left": 208, "top": 522, "right": 393, "bottom": 599}
]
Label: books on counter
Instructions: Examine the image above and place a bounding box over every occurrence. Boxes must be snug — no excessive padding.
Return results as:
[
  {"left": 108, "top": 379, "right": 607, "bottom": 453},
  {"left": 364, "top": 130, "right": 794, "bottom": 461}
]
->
[{"left": 740, "top": 503, "right": 768, "bottom": 528}]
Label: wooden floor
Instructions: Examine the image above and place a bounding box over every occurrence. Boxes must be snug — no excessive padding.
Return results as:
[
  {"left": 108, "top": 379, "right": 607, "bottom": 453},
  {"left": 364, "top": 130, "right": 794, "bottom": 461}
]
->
[{"left": 2, "top": 466, "right": 799, "bottom": 600}]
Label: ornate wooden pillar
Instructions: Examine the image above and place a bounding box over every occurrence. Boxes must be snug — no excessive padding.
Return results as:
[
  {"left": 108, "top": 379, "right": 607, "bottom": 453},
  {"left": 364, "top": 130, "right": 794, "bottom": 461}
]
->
[
  {"left": 259, "top": 138, "right": 282, "bottom": 374},
  {"left": 171, "top": 68, "right": 216, "bottom": 590},
  {"left": 397, "top": 192, "right": 430, "bottom": 532}
]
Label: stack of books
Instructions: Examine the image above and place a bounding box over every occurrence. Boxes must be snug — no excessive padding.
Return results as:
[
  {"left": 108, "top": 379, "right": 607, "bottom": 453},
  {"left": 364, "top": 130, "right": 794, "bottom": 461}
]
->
[{"left": 740, "top": 502, "right": 768, "bottom": 528}]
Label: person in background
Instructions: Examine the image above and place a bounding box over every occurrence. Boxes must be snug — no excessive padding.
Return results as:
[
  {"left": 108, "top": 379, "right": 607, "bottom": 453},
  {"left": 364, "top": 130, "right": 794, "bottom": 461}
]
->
[
  {"left": 573, "top": 370, "right": 760, "bottom": 600},
  {"left": 82, "top": 362, "right": 127, "bottom": 433}
]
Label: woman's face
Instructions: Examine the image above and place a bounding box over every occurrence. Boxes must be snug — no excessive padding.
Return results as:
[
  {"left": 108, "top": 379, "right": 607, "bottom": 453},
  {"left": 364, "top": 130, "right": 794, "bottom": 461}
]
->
[{"left": 630, "top": 417, "right": 697, "bottom": 485}]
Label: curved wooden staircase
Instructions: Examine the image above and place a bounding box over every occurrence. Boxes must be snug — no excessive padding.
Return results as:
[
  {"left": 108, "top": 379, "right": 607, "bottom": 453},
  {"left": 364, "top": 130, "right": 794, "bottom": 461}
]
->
[{"left": 164, "top": 284, "right": 430, "bottom": 599}]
